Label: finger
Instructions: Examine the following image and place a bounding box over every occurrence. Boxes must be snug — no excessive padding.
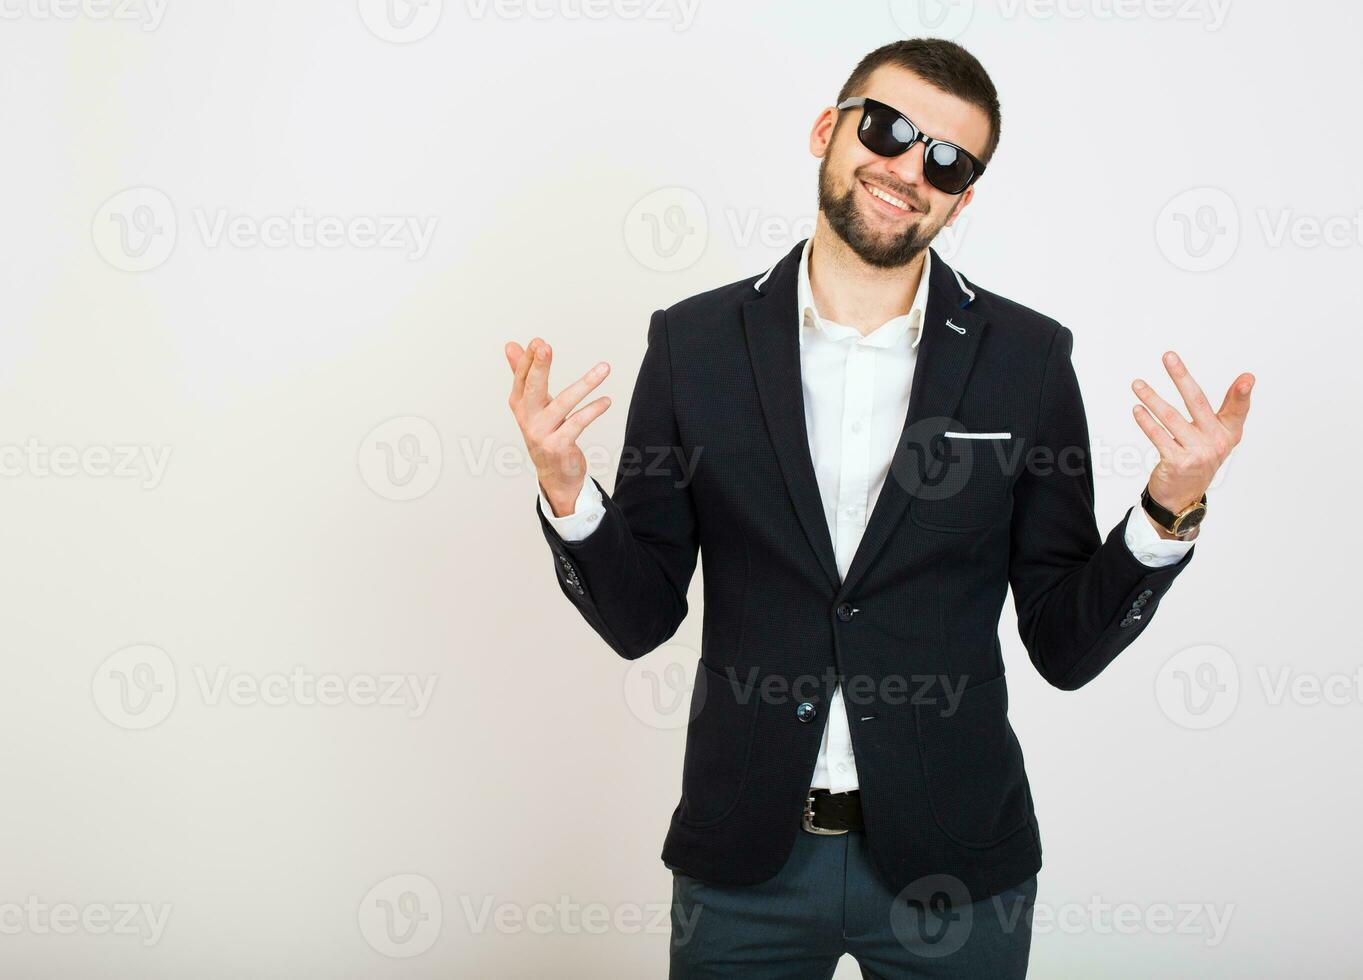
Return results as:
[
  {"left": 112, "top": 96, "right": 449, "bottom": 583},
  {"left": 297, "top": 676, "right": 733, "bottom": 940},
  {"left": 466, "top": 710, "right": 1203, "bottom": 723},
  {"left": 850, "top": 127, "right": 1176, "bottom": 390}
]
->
[
  {"left": 505, "top": 341, "right": 525, "bottom": 373},
  {"left": 1131, "top": 377, "right": 1198, "bottom": 447},
  {"left": 542, "top": 362, "right": 611, "bottom": 430},
  {"left": 523, "top": 339, "right": 552, "bottom": 408},
  {"left": 508, "top": 338, "right": 538, "bottom": 403},
  {"left": 1215, "top": 372, "right": 1255, "bottom": 440},
  {"left": 558, "top": 396, "right": 612, "bottom": 443},
  {"left": 1160, "top": 351, "right": 1219, "bottom": 429},
  {"left": 1132, "top": 401, "right": 1180, "bottom": 457}
]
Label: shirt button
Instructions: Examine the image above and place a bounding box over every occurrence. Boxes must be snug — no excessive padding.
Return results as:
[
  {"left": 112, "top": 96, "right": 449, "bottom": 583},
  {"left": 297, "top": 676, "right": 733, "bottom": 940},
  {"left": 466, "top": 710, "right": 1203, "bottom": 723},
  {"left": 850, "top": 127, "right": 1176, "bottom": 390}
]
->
[{"left": 851, "top": 420, "right": 863, "bottom": 434}]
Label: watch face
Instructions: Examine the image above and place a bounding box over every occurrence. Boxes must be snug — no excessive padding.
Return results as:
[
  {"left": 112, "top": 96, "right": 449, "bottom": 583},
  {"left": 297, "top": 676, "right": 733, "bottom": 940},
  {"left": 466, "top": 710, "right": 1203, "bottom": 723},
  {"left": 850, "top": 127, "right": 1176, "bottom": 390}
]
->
[{"left": 1176, "top": 506, "right": 1207, "bottom": 535}]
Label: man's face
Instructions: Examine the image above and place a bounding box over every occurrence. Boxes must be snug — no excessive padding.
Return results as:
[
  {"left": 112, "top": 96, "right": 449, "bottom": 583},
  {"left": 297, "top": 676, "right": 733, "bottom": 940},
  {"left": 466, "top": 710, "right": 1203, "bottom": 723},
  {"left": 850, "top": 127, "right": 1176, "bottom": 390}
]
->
[{"left": 814, "top": 66, "right": 992, "bottom": 269}]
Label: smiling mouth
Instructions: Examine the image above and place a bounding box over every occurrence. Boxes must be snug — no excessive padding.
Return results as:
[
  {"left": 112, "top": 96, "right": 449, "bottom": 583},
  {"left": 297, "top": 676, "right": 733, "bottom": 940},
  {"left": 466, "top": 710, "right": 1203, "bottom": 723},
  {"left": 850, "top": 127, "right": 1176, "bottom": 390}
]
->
[{"left": 861, "top": 180, "right": 919, "bottom": 215}]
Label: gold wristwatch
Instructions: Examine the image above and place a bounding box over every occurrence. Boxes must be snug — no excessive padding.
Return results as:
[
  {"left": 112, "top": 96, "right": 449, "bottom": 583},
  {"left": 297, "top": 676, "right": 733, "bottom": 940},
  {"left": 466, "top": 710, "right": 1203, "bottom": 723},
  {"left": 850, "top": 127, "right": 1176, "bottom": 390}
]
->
[{"left": 1140, "top": 485, "right": 1207, "bottom": 539}]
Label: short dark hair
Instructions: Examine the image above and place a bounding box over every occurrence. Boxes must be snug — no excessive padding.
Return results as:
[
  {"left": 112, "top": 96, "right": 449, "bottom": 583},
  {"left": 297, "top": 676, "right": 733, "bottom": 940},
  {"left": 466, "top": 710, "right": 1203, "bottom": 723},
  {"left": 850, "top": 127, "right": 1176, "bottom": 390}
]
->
[{"left": 836, "top": 38, "right": 1002, "bottom": 164}]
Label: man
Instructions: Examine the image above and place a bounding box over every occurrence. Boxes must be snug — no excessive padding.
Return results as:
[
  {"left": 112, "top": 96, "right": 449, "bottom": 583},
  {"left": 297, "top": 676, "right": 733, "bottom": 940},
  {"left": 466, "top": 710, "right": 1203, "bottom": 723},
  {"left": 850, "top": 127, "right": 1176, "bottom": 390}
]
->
[{"left": 505, "top": 38, "right": 1252, "bottom": 979}]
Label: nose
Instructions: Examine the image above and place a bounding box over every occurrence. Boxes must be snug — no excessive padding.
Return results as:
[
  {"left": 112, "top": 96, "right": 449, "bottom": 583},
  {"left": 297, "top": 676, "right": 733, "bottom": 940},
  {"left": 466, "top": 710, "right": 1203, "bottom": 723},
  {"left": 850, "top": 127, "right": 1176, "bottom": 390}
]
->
[{"left": 884, "top": 140, "right": 927, "bottom": 193}]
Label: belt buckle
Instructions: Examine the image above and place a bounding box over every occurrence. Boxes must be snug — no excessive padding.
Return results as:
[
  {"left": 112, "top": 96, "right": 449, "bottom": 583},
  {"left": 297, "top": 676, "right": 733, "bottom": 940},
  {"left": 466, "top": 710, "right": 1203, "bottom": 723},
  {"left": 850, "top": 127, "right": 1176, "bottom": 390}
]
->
[{"left": 803, "top": 793, "right": 848, "bottom": 836}]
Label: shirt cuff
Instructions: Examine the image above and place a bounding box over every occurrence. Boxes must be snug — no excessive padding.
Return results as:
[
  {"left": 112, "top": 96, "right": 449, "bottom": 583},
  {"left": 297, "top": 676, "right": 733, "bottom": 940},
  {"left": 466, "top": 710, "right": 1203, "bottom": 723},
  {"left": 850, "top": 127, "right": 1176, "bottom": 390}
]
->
[
  {"left": 537, "top": 477, "right": 605, "bottom": 542},
  {"left": 1124, "top": 499, "right": 1197, "bottom": 567}
]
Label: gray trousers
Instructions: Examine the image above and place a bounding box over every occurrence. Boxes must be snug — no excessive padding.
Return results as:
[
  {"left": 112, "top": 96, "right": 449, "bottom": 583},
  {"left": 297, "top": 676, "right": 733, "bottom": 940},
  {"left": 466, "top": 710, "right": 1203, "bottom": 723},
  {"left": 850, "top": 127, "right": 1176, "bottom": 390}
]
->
[{"left": 668, "top": 829, "right": 1036, "bottom": 979}]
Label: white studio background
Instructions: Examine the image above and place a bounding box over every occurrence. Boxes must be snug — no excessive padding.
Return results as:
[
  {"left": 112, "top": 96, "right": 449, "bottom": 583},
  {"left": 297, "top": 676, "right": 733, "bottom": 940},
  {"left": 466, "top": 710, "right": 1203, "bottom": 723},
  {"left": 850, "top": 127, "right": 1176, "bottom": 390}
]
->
[{"left": 1, "top": 1, "right": 1358, "bottom": 977}]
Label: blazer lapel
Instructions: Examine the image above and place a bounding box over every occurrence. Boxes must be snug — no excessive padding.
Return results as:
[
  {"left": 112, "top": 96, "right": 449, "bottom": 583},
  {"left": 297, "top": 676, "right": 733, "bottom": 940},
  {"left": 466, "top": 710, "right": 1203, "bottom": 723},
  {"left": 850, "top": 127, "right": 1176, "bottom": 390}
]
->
[
  {"left": 838, "top": 248, "right": 989, "bottom": 598},
  {"left": 741, "top": 242, "right": 990, "bottom": 598},
  {"left": 742, "top": 242, "right": 842, "bottom": 591}
]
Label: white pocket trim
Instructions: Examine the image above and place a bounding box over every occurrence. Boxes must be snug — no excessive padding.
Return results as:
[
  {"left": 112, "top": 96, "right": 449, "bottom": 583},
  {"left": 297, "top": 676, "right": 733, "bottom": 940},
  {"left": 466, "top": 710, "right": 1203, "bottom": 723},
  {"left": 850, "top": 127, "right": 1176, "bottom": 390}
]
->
[{"left": 943, "top": 431, "right": 1011, "bottom": 440}]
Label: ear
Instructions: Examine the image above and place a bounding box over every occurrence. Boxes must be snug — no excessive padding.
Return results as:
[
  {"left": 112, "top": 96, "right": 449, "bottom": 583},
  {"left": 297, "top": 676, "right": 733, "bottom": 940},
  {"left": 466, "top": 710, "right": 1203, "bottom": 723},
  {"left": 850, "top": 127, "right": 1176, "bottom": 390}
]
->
[
  {"left": 944, "top": 186, "right": 975, "bottom": 227},
  {"left": 809, "top": 107, "right": 841, "bottom": 159}
]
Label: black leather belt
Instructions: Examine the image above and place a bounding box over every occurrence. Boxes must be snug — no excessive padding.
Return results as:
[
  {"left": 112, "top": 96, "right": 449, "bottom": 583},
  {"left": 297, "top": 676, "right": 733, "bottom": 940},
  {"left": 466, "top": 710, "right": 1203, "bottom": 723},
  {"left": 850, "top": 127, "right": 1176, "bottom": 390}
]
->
[{"left": 803, "top": 788, "right": 863, "bottom": 835}]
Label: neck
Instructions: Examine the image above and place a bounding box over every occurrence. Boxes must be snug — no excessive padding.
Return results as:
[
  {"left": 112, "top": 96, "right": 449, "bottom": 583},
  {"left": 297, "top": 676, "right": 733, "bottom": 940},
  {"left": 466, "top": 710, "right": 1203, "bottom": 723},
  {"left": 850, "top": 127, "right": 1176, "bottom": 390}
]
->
[{"left": 807, "top": 216, "right": 926, "bottom": 337}]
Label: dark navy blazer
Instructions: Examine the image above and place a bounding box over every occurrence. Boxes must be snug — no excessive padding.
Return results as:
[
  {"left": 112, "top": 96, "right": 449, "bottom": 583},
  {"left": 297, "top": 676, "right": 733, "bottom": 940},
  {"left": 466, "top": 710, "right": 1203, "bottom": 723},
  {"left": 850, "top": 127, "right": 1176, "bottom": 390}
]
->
[{"left": 535, "top": 239, "right": 1195, "bottom": 901}]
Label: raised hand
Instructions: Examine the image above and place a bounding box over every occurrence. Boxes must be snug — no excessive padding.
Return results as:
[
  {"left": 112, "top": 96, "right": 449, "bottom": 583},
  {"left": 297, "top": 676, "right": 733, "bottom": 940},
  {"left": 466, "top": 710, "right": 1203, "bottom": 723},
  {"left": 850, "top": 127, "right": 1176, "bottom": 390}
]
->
[
  {"left": 505, "top": 337, "right": 612, "bottom": 517},
  {"left": 1132, "top": 351, "right": 1254, "bottom": 534}
]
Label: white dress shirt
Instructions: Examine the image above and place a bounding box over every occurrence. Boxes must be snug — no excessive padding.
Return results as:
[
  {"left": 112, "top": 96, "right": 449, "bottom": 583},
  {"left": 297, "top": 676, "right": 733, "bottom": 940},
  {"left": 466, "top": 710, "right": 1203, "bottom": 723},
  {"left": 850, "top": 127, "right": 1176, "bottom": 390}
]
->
[{"left": 539, "top": 237, "right": 1196, "bottom": 793}]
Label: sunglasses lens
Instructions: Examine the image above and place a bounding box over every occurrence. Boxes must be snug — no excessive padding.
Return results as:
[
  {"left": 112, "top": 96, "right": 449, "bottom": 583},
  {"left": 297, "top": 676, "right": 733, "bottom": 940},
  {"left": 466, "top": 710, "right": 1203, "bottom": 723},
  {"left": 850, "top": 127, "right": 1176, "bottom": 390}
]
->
[
  {"left": 924, "top": 142, "right": 974, "bottom": 194},
  {"left": 858, "top": 103, "right": 914, "bottom": 157}
]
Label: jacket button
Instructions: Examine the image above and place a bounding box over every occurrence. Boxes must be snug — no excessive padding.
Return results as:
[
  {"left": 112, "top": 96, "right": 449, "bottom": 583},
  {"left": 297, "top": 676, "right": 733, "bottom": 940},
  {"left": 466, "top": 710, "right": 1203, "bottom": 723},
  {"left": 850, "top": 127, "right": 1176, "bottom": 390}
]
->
[
  {"left": 1138, "top": 589, "right": 1153, "bottom": 600},
  {"left": 797, "top": 702, "right": 816, "bottom": 722},
  {"left": 835, "top": 603, "right": 855, "bottom": 622}
]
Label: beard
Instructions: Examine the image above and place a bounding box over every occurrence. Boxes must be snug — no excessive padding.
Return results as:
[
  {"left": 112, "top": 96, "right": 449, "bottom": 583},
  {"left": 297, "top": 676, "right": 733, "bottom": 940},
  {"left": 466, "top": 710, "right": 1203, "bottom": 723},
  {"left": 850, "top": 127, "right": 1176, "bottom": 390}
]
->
[{"left": 817, "top": 156, "right": 949, "bottom": 269}]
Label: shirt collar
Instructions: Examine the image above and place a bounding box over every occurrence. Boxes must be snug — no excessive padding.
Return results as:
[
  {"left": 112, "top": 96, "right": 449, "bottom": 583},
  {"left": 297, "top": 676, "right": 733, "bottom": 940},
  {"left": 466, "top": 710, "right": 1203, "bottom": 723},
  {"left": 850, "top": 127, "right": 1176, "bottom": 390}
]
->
[{"left": 796, "top": 235, "right": 929, "bottom": 350}]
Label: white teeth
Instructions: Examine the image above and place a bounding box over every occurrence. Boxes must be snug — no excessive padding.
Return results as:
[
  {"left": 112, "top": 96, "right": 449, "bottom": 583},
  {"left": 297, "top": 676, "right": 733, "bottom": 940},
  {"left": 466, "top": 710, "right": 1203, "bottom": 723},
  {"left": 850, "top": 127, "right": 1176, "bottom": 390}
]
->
[{"left": 867, "top": 183, "right": 911, "bottom": 211}]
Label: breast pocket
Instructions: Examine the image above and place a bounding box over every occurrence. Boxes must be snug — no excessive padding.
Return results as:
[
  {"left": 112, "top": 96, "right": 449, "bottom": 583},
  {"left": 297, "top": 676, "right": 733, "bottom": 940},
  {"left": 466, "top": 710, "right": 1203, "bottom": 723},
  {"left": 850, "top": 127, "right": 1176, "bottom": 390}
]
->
[{"left": 908, "top": 431, "right": 1018, "bottom": 533}]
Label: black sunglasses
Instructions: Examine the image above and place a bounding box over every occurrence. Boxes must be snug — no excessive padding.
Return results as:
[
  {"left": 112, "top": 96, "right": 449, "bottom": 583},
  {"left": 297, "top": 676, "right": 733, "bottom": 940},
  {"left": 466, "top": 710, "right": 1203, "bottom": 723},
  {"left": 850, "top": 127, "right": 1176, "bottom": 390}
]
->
[{"left": 835, "top": 96, "right": 987, "bottom": 196}]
